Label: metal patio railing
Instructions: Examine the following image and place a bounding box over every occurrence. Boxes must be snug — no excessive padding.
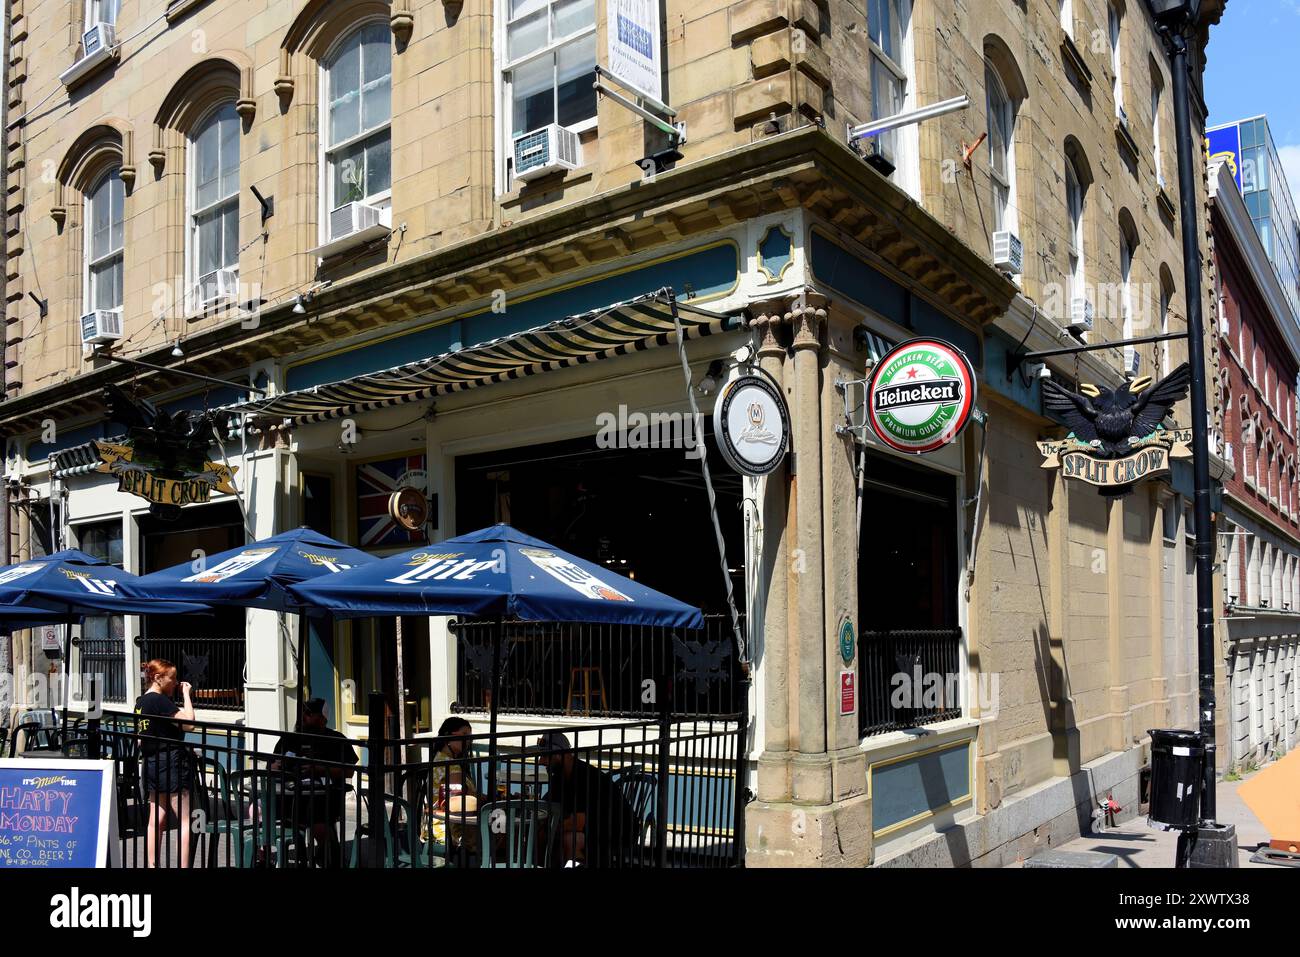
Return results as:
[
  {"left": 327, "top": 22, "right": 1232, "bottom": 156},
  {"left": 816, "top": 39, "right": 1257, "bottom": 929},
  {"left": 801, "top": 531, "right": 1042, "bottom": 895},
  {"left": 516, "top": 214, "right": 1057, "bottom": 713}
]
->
[
  {"left": 451, "top": 614, "right": 743, "bottom": 719},
  {"left": 46, "top": 694, "right": 745, "bottom": 870}
]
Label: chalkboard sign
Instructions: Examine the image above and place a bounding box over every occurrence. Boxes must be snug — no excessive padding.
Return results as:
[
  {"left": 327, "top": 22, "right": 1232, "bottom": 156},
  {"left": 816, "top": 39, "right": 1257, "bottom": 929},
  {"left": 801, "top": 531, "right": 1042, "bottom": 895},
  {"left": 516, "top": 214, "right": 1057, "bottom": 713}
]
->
[{"left": 0, "top": 759, "right": 118, "bottom": 867}]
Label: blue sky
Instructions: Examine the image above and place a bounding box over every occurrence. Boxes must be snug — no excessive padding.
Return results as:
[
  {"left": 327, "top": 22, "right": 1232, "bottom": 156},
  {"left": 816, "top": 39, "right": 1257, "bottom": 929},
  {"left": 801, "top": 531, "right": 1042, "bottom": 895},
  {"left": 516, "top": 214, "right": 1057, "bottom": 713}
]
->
[{"left": 1205, "top": 0, "right": 1300, "bottom": 208}]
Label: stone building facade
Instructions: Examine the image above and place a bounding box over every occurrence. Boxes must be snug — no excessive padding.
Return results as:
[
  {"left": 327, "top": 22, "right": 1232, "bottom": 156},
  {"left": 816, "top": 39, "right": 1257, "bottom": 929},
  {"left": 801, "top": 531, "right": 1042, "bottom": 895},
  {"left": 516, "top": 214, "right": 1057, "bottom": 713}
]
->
[{"left": 2, "top": 0, "right": 1227, "bottom": 865}]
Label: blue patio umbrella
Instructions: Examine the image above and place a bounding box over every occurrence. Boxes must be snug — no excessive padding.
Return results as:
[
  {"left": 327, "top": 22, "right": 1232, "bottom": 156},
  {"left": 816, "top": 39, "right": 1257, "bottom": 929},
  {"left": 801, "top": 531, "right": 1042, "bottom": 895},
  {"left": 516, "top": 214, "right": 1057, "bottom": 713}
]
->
[
  {"left": 289, "top": 524, "right": 704, "bottom": 800},
  {"left": 0, "top": 550, "right": 209, "bottom": 619},
  {"left": 120, "top": 527, "right": 378, "bottom": 728},
  {"left": 0, "top": 550, "right": 211, "bottom": 746},
  {"left": 288, "top": 524, "right": 704, "bottom": 627},
  {"left": 120, "top": 527, "right": 376, "bottom": 613}
]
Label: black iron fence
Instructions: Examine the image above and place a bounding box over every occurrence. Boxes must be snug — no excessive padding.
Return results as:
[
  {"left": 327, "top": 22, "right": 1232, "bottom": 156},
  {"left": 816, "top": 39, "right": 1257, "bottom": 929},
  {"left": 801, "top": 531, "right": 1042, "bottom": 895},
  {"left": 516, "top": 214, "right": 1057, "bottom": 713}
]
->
[
  {"left": 73, "top": 635, "right": 128, "bottom": 705},
  {"left": 451, "top": 614, "right": 743, "bottom": 719},
  {"left": 138, "top": 637, "right": 246, "bottom": 711},
  {"left": 45, "top": 696, "right": 745, "bottom": 869},
  {"left": 859, "top": 628, "right": 964, "bottom": 737}
]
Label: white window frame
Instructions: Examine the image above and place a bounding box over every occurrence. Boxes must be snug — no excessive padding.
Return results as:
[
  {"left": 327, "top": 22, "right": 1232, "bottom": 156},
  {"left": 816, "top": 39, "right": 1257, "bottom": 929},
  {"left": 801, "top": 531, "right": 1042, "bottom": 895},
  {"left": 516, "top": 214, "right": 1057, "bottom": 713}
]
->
[
  {"left": 1120, "top": 228, "right": 1134, "bottom": 342},
  {"left": 985, "top": 58, "right": 1017, "bottom": 236},
  {"left": 84, "top": 167, "right": 124, "bottom": 319},
  {"left": 1066, "top": 154, "right": 1085, "bottom": 302},
  {"left": 1108, "top": 4, "right": 1124, "bottom": 118},
  {"left": 319, "top": 18, "right": 393, "bottom": 244},
  {"left": 1159, "top": 281, "right": 1172, "bottom": 376},
  {"left": 84, "top": 0, "right": 119, "bottom": 30},
  {"left": 495, "top": 0, "right": 599, "bottom": 192},
  {"left": 866, "top": 0, "right": 918, "bottom": 199},
  {"left": 1060, "top": 0, "right": 1074, "bottom": 39},
  {"left": 186, "top": 102, "right": 240, "bottom": 312},
  {"left": 1151, "top": 71, "right": 1165, "bottom": 186}
]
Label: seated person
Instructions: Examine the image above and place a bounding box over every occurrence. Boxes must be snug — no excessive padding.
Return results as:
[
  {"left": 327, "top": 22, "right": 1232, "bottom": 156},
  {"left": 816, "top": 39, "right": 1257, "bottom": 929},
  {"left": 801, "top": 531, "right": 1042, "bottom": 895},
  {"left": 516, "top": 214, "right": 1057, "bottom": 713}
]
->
[
  {"left": 271, "top": 698, "right": 358, "bottom": 863},
  {"left": 428, "top": 716, "right": 480, "bottom": 854},
  {"left": 534, "top": 731, "right": 637, "bottom": 868}
]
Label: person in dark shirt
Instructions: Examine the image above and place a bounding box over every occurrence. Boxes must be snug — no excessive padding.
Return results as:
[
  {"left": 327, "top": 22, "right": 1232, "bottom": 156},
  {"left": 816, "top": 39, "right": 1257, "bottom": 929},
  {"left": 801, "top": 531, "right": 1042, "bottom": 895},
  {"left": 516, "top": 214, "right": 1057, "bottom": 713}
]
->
[
  {"left": 534, "top": 731, "right": 637, "bottom": 867},
  {"left": 134, "top": 658, "right": 196, "bottom": 868},
  {"left": 271, "top": 698, "right": 358, "bottom": 865}
]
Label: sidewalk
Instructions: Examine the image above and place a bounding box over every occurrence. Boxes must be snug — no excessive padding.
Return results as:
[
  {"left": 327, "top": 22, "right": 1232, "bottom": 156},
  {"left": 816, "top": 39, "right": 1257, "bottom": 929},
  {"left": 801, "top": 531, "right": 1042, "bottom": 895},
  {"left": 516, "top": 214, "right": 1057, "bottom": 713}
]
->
[{"left": 1014, "top": 770, "right": 1278, "bottom": 868}]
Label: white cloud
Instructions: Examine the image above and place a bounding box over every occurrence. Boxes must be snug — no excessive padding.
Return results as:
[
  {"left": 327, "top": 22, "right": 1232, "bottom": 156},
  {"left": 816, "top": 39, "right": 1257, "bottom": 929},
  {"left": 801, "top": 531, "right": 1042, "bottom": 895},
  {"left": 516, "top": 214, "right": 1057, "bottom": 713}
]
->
[{"left": 1279, "top": 143, "right": 1300, "bottom": 216}]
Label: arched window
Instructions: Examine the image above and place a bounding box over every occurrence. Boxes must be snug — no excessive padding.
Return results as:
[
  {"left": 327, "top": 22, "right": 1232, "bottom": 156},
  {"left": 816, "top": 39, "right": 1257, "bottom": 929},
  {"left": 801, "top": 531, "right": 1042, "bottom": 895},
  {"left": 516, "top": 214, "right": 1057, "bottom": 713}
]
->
[
  {"left": 1159, "top": 265, "right": 1175, "bottom": 377},
  {"left": 1108, "top": 2, "right": 1124, "bottom": 119},
  {"left": 189, "top": 102, "right": 240, "bottom": 306},
  {"left": 1150, "top": 61, "right": 1165, "bottom": 186},
  {"left": 1065, "top": 150, "right": 1087, "bottom": 304},
  {"left": 985, "top": 58, "right": 1017, "bottom": 234},
  {"left": 86, "top": 168, "right": 124, "bottom": 315},
  {"left": 324, "top": 21, "right": 392, "bottom": 221},
  {"left": 1118, "top": 216, "right": 1138, "bottom": 375}
]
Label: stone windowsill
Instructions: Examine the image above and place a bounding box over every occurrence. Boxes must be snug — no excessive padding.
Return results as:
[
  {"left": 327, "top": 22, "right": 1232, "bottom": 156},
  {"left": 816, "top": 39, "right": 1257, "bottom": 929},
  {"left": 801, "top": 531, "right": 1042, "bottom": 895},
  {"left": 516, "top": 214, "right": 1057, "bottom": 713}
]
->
[{"left": 166, "top": 0, "right": 213, "bottom": 24}]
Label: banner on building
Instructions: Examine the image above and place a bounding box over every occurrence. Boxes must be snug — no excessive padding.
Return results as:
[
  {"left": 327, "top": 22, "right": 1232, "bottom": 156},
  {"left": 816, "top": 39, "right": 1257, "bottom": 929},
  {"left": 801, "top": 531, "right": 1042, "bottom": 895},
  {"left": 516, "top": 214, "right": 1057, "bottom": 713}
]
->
[{"left": 608, "top": 0, "right": 662, "bottom": 103}]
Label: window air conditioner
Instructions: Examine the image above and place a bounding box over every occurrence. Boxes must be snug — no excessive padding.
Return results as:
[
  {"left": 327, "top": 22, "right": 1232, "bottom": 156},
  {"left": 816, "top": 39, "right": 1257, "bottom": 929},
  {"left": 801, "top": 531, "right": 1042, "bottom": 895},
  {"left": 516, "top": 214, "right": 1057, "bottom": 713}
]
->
[
  {"left": 1068, "top": 297, "right": 1094, "bottom": 334},
  {"left": 60, "top": 23, "right": 118, "bottom": 86},
  {"left": 310, "top": 201, "right": 392, "bottom": 258},
  {"left": 512, "top": 124, "right": 582, "bottom": 183},
  {"left": 992, "top": 230, "right": 1023, "bottom": 274},
  {"left": 196, "top": 267, "right": 239, "bottom": 306},
  {"left": 1124, "top": 345, "right": 1141, "bottom": 378},
  {"left": 80, "top": 308, "right": 123, "bottom": 346}
]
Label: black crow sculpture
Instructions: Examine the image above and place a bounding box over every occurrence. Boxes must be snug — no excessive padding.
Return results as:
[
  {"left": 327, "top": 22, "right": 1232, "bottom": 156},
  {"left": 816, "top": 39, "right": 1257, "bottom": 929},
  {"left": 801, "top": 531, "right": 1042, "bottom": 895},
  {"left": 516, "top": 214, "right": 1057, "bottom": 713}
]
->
[{"left": 1041, "top": 361, "right": 1192, "bottom": 457}]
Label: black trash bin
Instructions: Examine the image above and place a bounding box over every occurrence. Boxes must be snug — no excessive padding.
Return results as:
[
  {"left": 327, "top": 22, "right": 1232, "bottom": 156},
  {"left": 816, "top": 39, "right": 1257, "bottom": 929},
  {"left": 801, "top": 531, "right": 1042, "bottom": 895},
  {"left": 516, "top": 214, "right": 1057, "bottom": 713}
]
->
[{"left": 1147, "top": 729, "right": 1203, "bottom": 831}]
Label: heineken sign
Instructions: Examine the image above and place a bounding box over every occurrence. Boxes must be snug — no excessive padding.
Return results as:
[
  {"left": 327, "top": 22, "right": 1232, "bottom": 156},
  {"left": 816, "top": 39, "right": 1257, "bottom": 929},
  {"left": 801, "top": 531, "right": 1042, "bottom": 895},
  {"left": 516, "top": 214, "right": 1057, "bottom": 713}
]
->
[{"left": 866, "top": 338, "right": 978, "bottom": 454}]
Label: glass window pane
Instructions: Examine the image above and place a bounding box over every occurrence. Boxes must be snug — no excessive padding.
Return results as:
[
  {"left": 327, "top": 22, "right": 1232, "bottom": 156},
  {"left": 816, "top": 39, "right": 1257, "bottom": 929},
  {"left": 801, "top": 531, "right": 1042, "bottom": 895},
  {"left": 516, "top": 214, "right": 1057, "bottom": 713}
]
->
[
  {"left": 556, "top": 35, "right": 597, "bottom": 128},
  {"left": 109, "top": 175, "right": 123, "bottom": 251},
  {"left": 219, "top": 106, "right": 240, "bottom": 199},
  {"left": 365, "top": 131, "right": 391, "bottom": 197},
  {"left": 361, "top": 23, "right": 391, "bottom": 84},
  {"left": 196, "top": 116, "right": 221, "bottom": 209},
  {"left": 511, "top": 54, "right": 555, "bottom": 137},
  {"left": 510, "top": 0, "right": 548, "bottom": 20},
  {"left": 332, "top": 139, "right": 367, "bottom": 206},
  {"left": 222, "top": 202, "right": 239, "bottom": 269},
  {"left": 508, "top": 12, "right": 548, "bottom": 61},
  {"left": 92, "top": 256, "right": 122, "bottom": 311},
  {"left": 328, "top": 35, "right": 362, "bottom": 146},
  {"left": 553, "top": 0, "right": 595, "bottom": 40},
  {"left": 197, "top": 211, "right": 221, "bottom": 276},
  {"left": 361, "top": 73, "right": 391, "bottom": 132},
  {"left": 870, "top": 0, "right": 902, "bottom": 62},
  {"left": 91, "top": 178, "right": 111, "bottom": 259}
]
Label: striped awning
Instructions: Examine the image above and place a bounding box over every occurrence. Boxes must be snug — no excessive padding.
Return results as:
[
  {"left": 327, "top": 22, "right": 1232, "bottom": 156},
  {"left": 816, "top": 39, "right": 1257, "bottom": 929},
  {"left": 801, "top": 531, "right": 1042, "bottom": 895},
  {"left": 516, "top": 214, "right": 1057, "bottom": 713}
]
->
[{"left": 227, "top": 293, "right": 739, "bottom": 424}]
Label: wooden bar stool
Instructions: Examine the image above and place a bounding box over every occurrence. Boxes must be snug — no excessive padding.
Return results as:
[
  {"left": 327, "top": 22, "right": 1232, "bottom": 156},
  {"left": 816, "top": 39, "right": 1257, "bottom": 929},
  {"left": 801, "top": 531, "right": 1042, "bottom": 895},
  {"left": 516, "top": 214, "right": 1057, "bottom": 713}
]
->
[{"left": 566, "top": 667, "right": 608, "bottom": 715}]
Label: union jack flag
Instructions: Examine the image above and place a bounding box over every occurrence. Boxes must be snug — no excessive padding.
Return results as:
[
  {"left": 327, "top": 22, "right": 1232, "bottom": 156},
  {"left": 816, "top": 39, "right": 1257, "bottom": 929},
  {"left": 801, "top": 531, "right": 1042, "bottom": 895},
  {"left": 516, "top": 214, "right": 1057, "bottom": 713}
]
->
[{"left": 355, "top": 454, "right": 429, "bottom": 549}]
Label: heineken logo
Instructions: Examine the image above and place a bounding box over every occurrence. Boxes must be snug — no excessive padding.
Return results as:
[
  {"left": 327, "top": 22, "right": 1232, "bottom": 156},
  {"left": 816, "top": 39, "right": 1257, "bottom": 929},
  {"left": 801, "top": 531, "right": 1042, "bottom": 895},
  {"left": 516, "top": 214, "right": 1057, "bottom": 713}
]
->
[{"left": 866, "top": 339, "right": 977, "bottom": 454}]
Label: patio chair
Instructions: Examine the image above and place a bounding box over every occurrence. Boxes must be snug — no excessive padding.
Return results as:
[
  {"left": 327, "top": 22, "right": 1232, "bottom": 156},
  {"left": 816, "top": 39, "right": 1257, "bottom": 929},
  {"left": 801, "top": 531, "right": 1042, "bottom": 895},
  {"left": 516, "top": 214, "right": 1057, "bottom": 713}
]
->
[
  {"left": 193, "top": 755, "right": 242, "bottom": 867},
  {"left": 388, "top": 794, "right": 447, "bottom": 868},
  {"left": 227, "top": 769, "right": 296, "bottom": 867},
  {"left": 62, "top": 737, "right": 94, "bottom": 758},
  {"left": 477, "top": 799, "right": 556, "bottom": 869},
  {"left": 612, "top": 766, "right": 658, "bottom": 840},
  {"left": 9, "top": 721, "right": 61, "bottom": 754}
]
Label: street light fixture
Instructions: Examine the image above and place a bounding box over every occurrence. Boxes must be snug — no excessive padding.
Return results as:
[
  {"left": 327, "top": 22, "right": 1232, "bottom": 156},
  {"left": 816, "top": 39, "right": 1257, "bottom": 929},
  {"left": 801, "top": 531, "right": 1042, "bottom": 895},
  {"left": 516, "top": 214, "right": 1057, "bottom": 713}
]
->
[{"left": 1147, "top": 0, "right": 1235, "bottom": 868}]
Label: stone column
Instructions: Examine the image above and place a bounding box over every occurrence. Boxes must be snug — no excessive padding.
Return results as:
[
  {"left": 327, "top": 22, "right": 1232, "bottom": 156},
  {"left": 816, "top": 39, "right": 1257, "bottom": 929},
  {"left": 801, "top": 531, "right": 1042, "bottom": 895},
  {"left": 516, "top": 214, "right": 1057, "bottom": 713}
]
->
[
  {"left": 788, "top": 291, "right": 827, "bottom": 794},
  {"left": 752, "top": 297, "right": 791, "bottom": 805},
  {"left": 1106, "top": 497, "right": 1133, "bottom": 750}
]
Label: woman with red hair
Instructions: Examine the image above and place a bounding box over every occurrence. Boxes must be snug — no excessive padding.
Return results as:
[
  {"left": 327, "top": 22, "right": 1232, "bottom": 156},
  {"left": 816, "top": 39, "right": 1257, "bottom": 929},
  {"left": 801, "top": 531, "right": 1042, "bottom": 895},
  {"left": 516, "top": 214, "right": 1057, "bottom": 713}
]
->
[{"left": 135, "top": 659, "right": 197, "bottom": 867}]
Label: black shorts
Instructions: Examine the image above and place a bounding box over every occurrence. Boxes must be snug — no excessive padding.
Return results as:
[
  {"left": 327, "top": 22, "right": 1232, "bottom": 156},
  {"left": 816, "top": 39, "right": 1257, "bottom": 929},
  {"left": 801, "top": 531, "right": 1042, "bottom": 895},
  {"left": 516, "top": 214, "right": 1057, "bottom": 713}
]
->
[{"left": 142, "top": 748, "right": 195, "bottom": 795}]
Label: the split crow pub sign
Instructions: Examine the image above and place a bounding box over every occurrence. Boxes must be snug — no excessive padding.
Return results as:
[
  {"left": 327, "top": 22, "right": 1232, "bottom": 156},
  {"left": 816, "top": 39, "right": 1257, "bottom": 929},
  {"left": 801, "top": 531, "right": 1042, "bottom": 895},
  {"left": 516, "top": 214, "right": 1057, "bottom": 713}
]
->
[
  {"left": 94, "top": 385, "right": 238, "bottom": 518},
  {"left": 1038, "top": 363, "right": 1193, "bottom": 496}
]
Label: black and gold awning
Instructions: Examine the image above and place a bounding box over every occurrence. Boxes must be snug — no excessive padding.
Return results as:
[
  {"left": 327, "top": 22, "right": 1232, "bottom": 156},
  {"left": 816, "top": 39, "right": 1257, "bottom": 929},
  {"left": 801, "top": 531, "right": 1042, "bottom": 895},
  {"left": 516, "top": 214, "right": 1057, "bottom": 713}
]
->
[{"left": 230, "top": 293, "right": 739, "bottom": 424}]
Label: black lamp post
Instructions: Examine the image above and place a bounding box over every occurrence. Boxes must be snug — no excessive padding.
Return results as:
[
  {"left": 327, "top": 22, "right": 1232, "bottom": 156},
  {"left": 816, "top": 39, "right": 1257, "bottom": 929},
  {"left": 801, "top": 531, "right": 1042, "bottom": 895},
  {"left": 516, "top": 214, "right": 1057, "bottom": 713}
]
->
[{"left": 1149, "top": 0, "right": 1236, "bottom": 867}]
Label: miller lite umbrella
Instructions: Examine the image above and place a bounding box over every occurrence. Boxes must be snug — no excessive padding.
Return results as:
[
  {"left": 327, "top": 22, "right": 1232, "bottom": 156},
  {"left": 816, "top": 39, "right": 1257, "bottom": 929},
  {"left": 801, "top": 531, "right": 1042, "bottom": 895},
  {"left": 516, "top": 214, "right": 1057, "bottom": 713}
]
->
[
  {"left": 120, "top": 527, "right": 378, "bottom": 729},
  {"left": 119, "top": 527, "right": 375, "bottom": 613},
  {"left": 0, "top": 550, "right": 209, "bottom": 620},
  {"left": 289, "top": 524, "right": 704, "bottom": 796},
  {"left": 0, "top": 550, "right": 211, "bottom": 746}
]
